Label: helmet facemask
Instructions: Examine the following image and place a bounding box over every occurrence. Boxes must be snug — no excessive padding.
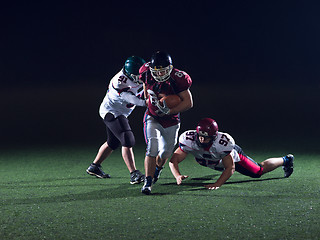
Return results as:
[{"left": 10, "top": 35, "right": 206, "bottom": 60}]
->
[
  {"left": 129, "top": 73, "right": 143, "bottom": 84},
  {"left": 196, "top": 131, "right": 216, "bottom": 148},
  {"left": 150, "top": 65, "right": 173, "bottom": 82},
  {"left": 123, "top": 69, "right": 143, "bottom": 84}
]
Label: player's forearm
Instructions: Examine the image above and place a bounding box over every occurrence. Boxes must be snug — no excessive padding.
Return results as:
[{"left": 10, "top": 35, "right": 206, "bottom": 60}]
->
[
  {"left": 214, "top": 168, "right": 235, "bottom": 186},
  {"left": 169, "top": 100, "right": 193, "bottom": 115},
  {"left": 170, "top": 90, "right": 193, "bottom": 115},
  {"left": 169, "top": 161, "right": 181, "bottom": 179},
  {"left": 121, "top": 92, "right": 146, "bottom": 106}
]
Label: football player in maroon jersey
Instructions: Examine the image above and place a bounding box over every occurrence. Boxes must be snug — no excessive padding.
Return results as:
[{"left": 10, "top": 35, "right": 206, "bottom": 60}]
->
[
  {"left": 139, "top": 51, "right": 193, "bottom": 194},
  {"left": 169, "top": 118, "right": 294, "bottom": 190}
]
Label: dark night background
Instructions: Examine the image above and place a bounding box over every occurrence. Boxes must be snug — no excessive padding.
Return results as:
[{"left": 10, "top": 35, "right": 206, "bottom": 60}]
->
[{"left": 1, "top": 1, "right": 319, "bottom": 152}]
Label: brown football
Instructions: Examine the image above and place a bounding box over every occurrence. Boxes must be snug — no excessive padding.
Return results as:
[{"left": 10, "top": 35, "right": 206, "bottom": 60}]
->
[{"left": 160, "top": 95, "right": 182, "bottom": 109}]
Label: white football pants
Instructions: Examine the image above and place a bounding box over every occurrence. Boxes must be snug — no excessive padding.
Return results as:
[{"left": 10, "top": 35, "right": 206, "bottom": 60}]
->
[{"left": 144, "top": 114, "right": 180, "bottom": 160}]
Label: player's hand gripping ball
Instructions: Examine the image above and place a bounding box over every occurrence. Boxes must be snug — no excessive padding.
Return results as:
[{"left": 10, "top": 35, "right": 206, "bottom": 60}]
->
[{"left": 160, "top": 95, "right": 181, "bottom": 109}]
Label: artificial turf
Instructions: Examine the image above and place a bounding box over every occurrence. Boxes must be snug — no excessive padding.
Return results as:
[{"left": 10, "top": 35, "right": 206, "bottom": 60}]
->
[{"left": 0, "top": 146, "right": 319, "bottom": 240}]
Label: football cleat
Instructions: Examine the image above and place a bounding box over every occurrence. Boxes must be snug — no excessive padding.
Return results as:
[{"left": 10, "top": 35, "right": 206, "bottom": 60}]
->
[
  {"left": 141, "top": 185, "right": 152, "bottom": 195},
  {"left": 130, "top": 170, "right": 145, "bottom": 184},
  {"left": 141, "top": 176, "right": 152, "bottom": 195},
  {"left": 282, "top": 154, "right": 294, "bottom": 178},
  {"left": 86, "top": 164, "right": 111, "bottom": 178},
  {"left": 153, "top": 166, "right": 163, "bottom": 184}
]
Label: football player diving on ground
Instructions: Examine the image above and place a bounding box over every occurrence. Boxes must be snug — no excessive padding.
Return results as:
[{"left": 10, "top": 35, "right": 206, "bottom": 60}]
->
[{"left": 169, "top": 118, "right": 294, "bottom": 190}]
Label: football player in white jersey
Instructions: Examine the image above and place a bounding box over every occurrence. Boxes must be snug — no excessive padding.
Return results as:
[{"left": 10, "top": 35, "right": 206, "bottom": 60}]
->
[
  {"left": 169, "top": 118, "right": 294, "bottom": 190},
  {"left": 86, "top": 56, "right": 146, "bottom": 184}
]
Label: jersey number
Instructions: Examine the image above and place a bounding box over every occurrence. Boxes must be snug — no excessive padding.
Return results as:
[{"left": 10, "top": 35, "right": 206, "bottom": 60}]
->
[
  {"left": 118, "top": 75, "right": 127, "bottom": 83},
  {"left": 186, "top": 131, "right": 196, "bottom": 141},
  {"left": 219, "top": 134, "right": 230, "bottom": 146}
]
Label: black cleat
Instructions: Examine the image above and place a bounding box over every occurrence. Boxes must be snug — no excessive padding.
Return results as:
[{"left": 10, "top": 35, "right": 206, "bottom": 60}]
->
[
  {"left": 130, "top": 170, "right": 145, "bottom": 184},
  {"left": 141, "top": 176, "right": 152, "bottom": 195},
  {"left": 141, "top": 184, "right": 152, "bottom": 195},
  {"left": 153, "top": 166, "right": 163, "bottom": 184},
  {"left": 86, "top": 164, "right": 110, "bottom": 178},
  {"left": 282, "top": 154, "right": 294, "bottom": 178}
]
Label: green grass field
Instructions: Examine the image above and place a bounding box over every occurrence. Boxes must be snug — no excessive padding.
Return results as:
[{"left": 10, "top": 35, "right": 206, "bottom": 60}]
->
[{"left": 1, "top": 145, "right": 319, "bottom": 240}]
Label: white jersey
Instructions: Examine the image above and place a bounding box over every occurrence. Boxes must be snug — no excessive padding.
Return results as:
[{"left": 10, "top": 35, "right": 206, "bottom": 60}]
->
[
  {"left": 178, "top": 130, "right": 240, "bottom": 170},
  {"left": 99, "top": 69, "right": 145, "bottom": 119}
]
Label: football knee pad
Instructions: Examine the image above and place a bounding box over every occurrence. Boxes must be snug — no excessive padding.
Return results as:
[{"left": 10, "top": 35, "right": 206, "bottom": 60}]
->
[
  {"left": 121, "top": 130, "right": 135, "bottom": 147},
  {"left": 146, "top": 137, "right": 159, "bottom": 157},
  {"left": 106, "top": 138, "right": 120, "bottom": 150}
]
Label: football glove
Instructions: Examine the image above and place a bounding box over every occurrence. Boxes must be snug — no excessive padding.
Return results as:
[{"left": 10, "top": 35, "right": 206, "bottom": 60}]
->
[
  {"left": 147, "top": 89, "right": 159, "bottom": 106},
  {"left": 147, "top": 89, "right": 170, "bottom": 115},
  {"left": 156, "top": 99, "right": 170, "bottom": 115}
]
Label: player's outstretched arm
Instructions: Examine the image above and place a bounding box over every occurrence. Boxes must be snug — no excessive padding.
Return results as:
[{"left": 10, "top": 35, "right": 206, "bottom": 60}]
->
[
  {"left": 205, "top": 154, "right": 235, "bottom": 190},
  {"left": 120, "top": 92, "right": 146, "bottom": 107},
  {"left": 169, "top": 148, "right": 189, "bottom": 185}
]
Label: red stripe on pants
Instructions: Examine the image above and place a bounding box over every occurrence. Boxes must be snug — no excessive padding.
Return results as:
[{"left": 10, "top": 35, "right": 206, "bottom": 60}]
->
[{"left": 236, "top": 153, "right": 263, "bottom": 178}]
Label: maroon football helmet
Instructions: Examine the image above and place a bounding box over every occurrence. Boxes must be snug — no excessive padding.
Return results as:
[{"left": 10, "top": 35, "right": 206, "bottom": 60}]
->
[{"left": 196, "top": 118, "right": 219, "bottom": 147}]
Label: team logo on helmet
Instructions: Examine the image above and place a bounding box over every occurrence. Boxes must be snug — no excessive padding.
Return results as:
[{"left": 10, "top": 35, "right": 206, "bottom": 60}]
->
[{"left": 198, "top": 130, "right": 209, "bottom": 137}]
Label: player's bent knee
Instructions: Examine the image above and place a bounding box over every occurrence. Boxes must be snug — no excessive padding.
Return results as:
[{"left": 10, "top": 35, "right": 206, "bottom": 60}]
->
[
  {"left": 159, "top": 151, "right": 172, "bottom": 161},
  {"left": 121, "top": 130, "right": 135, "bottom": 147},
  {"left": 107, "top": 140, "right": 120, "bottom": 150}
]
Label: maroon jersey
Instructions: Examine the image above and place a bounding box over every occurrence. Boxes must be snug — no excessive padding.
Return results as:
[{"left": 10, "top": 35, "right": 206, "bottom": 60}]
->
[{"left": 139, "top": 62, "right": 192, "bottom": 128}]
